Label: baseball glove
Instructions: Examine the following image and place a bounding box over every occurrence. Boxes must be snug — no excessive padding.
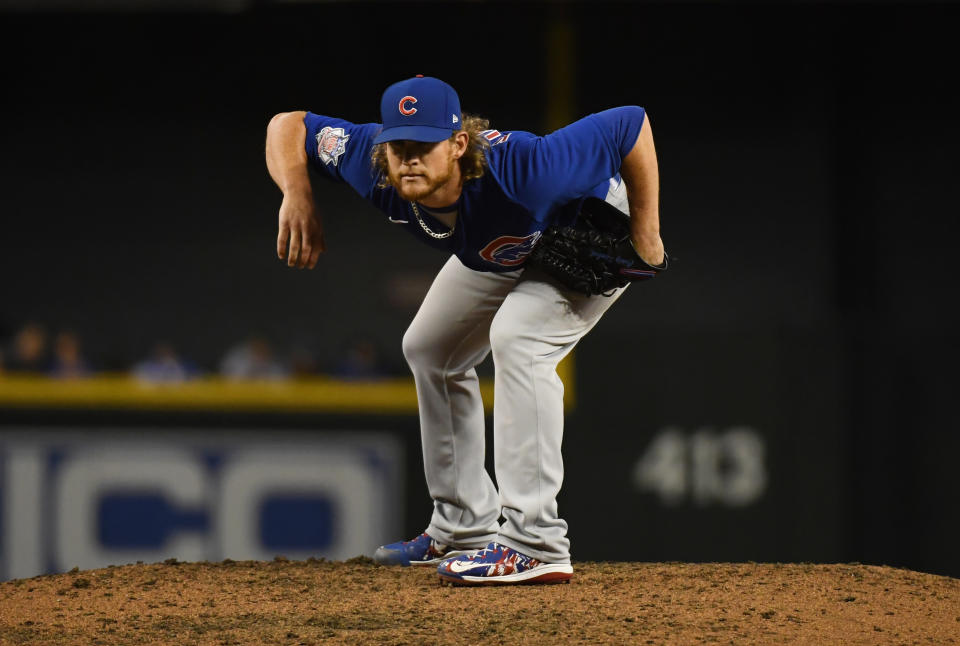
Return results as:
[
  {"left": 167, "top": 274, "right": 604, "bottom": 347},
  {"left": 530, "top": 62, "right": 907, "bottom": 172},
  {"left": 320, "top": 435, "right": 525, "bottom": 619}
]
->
[{"left": 527, "top": 197, "right": 669, "bottom": 296}]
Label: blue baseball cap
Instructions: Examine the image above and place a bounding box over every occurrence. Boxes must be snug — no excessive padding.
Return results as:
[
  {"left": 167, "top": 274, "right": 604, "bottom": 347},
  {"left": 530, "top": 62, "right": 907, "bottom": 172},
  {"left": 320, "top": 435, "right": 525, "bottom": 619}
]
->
[{"left": 373, "top": 75, "right": 462, "bottom": 144}]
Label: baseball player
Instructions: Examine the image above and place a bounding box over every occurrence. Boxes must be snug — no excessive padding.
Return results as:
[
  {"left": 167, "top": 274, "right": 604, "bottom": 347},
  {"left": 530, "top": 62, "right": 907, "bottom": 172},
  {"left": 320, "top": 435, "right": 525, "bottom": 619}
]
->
[{"left": 265, "top": 76, "right": 663, "bottom": 586}]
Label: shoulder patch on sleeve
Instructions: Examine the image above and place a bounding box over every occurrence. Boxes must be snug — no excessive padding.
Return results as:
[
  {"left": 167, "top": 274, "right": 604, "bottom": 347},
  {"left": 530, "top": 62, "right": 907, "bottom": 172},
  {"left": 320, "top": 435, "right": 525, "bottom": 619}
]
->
[
  {"left": 480, "top": 129, "right": 511, "bottom": 146},
  {"left": 316, "top": 126, "right": 351, "bottom": 166}
]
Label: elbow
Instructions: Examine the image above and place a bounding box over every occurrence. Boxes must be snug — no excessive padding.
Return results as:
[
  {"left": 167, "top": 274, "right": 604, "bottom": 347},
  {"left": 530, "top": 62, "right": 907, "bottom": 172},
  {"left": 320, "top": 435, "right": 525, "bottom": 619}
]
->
[
  {"left": 268, "top": 111, "right": 288, "bottom": 131},
  {"left": 267, "top": 110, "right": 306, "bottom": 132}
]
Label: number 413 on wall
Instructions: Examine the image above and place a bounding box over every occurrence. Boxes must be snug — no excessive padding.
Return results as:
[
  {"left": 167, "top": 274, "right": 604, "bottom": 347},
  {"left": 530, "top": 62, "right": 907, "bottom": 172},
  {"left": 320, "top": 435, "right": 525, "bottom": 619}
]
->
[{"left": 631, "top": 427, "right": 767, "bottom": 507}]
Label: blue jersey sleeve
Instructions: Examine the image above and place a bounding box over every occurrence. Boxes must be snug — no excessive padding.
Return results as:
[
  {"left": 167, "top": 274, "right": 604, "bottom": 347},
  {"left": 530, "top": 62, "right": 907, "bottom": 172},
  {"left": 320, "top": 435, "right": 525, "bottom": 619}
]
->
[
  {"left": 491, "top": 106, "right": 646, "bottom": 221},
  {"left": 303, "top": 112, "right": 382, "bottom": 199}
]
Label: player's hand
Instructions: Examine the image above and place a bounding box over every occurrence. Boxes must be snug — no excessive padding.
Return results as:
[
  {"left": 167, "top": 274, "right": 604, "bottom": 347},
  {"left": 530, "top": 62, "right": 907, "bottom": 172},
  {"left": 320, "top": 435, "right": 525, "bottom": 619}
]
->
[
  {"left": 277, "top": 192, "right": 326, "bottom": 269},
  {"left": 631, "top": 231, "right": 665, "bottom": 267}
]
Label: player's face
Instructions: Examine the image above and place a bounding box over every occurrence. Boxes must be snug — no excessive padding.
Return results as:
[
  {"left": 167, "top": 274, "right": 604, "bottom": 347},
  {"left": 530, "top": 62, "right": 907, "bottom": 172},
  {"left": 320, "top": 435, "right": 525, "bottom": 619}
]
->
[{"left": 385, "top": 139, "right": 458, "bottom": 202}]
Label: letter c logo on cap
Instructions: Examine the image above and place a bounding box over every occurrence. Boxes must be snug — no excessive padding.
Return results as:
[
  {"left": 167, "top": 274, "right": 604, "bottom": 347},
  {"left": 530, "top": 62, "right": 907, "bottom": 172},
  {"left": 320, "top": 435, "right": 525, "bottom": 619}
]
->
[{"left": 399, "top": 96, "right": 418, "bottom": 115}]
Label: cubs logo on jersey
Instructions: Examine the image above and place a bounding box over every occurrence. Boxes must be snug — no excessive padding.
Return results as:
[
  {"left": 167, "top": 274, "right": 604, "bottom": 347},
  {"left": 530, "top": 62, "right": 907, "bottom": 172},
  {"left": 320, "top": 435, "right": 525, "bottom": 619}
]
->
[
  {"left": 316, "top": 126, "right": 350, "bottom": 166},
  {"left": 478, "top": 232, "right": 542, "bottom": 267}
]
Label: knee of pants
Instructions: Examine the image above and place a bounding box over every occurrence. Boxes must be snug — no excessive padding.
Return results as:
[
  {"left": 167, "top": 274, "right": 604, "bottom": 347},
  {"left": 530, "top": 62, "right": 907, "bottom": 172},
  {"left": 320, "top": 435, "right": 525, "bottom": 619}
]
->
[
  {"left": 401, "top": 321, "right": 451, "bottom": 371},
  {"left": 401, "top": 324, "right": 429, "bottom": 369}
]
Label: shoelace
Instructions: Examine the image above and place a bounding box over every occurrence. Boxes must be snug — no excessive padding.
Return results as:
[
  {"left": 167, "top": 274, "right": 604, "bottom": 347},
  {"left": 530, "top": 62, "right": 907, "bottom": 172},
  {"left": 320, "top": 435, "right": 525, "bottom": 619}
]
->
[
  {"left": 473, "top": 543, "right": 506, "bottom": 559},
  {"left": 403, "top": 533, "right": 428, "bottom": 545}
]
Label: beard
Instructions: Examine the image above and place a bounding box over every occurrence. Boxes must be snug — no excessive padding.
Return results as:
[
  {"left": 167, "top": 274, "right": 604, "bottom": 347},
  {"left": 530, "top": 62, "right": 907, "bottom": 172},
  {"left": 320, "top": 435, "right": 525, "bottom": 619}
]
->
[{"left": 389, "top": 159, "right": 456, "bottom": 202}]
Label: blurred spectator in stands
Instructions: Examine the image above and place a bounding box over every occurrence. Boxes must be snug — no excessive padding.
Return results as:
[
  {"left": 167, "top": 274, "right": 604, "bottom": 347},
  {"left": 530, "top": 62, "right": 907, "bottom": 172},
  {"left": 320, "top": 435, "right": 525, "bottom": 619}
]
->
[
  {"left": 48, "top": 330, "right": 89, "bottom": 379},
  {"left": 133, "top": 342, "right": 197, "bottom": 383},
  {"left": 220, "top": 337, "right": 289, "bottom": 380},
  {"left": 4, "top": 322, "right": 49, "bottom": 373},
  {"left": 333, "top": 337, "right": 388, "bottom": 380},
  {"left": 288, "top": 344, "right": 319, "bottom": 378}
]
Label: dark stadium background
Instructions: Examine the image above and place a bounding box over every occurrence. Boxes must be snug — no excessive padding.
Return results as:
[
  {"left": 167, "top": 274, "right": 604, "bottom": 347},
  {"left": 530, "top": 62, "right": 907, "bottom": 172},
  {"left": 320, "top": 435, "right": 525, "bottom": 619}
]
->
[{"left": 1, "top": 1, "right": 958, "bottom": 578}]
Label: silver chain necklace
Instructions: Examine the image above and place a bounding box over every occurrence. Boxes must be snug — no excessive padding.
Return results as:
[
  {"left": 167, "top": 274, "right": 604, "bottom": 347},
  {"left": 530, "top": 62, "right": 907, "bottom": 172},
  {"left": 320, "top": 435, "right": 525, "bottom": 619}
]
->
[{"left": 411, "top": 202, "right": 455, "bottom": 239}]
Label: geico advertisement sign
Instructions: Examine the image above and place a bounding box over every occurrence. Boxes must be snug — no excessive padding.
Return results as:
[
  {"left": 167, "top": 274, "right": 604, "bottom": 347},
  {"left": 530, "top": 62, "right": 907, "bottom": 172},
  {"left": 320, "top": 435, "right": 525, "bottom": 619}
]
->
[{"left": 0, "top": 430, "right": 402, "bottom": 581}]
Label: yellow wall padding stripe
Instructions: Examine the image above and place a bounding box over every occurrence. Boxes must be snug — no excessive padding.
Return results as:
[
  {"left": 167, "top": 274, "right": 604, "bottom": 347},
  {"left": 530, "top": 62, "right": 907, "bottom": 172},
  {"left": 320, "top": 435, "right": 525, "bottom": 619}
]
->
[
  {"left": 0, "top": 375, "right": 445, "bottom": 414},
  {"left": 0, "top": 358, "right": 574, "bottom": 414}
]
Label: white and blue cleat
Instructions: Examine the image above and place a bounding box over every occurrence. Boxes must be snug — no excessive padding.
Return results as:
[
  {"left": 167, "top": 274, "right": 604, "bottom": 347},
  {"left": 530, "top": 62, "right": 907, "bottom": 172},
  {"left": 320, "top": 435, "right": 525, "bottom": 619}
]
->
[
  {"left": 437, "top": 541, "right": 573, "bottom": 586},
  {"left": 373, "top": 532, "right": 477, "bottom": 567}
]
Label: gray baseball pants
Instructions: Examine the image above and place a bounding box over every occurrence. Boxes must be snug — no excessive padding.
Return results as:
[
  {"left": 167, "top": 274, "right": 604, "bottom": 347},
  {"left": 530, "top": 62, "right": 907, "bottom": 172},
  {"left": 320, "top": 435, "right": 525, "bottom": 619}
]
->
[{"left": 402, "top": 179, "right": 629, "bottom": 563}]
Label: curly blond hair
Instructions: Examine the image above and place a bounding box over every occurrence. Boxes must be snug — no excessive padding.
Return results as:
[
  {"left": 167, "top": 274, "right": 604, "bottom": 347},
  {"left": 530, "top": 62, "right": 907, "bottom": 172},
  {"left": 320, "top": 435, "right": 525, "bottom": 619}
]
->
[{"left": 371, "top": 114, "right": 491, "bottom": 189}]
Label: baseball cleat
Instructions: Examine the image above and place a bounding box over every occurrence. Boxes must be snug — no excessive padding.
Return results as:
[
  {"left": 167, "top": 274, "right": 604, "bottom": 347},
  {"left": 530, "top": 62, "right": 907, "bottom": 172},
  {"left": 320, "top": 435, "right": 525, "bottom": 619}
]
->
[
  {"left": 373, "top": 532, "right": 477, "bottom": 567},
  {"left": 437, "top": 542, "right": 573, "bottom": 586}
]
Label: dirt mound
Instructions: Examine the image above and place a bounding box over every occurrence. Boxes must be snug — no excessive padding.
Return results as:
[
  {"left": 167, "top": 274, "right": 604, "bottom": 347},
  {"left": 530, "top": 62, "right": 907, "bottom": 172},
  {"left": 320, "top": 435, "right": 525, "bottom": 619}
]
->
[{"left": 1, "top": 559, "right": 958, "bottom": 645}]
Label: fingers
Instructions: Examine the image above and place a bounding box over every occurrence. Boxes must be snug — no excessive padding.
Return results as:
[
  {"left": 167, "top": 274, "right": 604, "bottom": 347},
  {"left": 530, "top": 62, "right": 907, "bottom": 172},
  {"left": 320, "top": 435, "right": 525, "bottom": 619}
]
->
[
  {"left": 304, "top": 229, "right": 325, "bottom": 269},
  {"left": 297, "top": 229, "right": 311, "bottom": 269},
  {"left": 277, "top": 225, "right": 290, "bottom": 260},
  {"left": 278, "top": 206, "right": 324, "bottom": 269},
  {"left": 293, "top": 227, "right": 321, "bottom": 269},
  {"left": 307, "top": 246, "right": 321, "bottom": 269},
  {"left": 296, "top": 227, "right": 312, "bottom": 269},
  {"left": 287, "top": 229, "right": 301, "bottom": 267}
]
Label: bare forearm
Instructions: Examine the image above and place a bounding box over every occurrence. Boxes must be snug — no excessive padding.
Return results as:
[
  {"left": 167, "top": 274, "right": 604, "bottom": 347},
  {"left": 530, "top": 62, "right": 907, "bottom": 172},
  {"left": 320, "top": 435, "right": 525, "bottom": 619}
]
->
[
  {"left": 621, "top": 115, "right": 660, "bottom": 235},
  {"left": 265, "top": 111, "right": 312, "bottom": 198},
  {"left": 267, "top": 110, "right": 326, "bottom": 268},
  {"left": 620, "top": 114, "right": 664, "bottom": 265}
]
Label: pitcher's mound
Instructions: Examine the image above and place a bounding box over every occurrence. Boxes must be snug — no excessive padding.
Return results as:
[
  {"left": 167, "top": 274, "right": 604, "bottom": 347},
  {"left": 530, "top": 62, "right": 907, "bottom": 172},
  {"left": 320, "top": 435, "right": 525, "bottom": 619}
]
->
[{"left": 2, "top": 559, "right": 958, "bottom": 645}]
